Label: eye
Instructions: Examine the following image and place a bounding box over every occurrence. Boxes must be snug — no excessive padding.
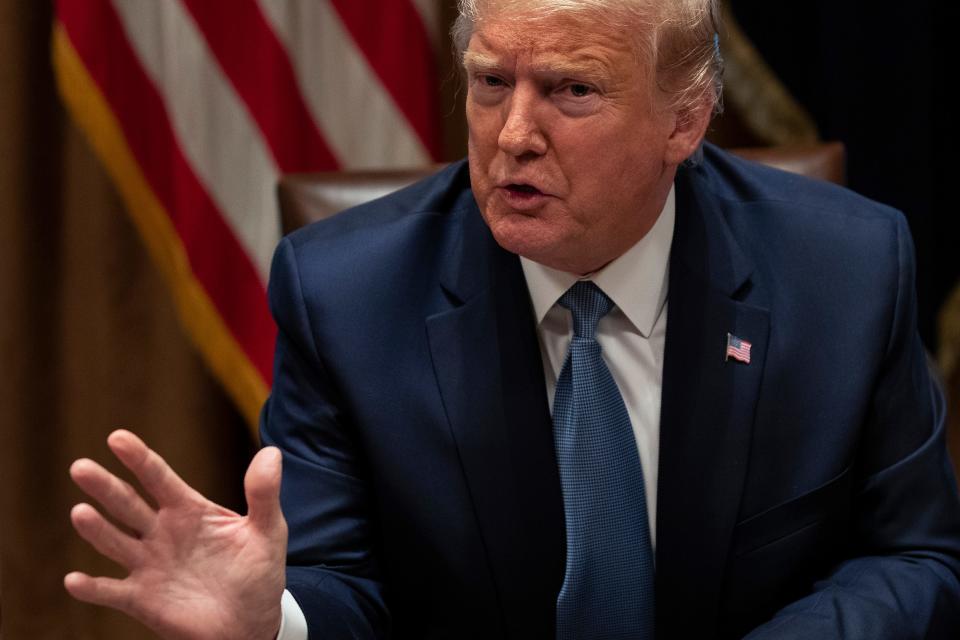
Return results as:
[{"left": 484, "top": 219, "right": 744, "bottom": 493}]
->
[
  {"left": 473, "top": 73, "right": 507, "bottom": 89},
  {"left": 567, "top": 83, "right": 593, "bottom": 97},
  {"left": 468, "top": 71, "right": 510, "bottom": 105},
  {"left": 553, "top": 81, "right": 601, "bottom": 116}
]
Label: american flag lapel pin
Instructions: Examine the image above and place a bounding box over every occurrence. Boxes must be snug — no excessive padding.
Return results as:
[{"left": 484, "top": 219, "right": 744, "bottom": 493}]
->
[{"left": 725, "top": 333, "right": 752, "bottom": 364}]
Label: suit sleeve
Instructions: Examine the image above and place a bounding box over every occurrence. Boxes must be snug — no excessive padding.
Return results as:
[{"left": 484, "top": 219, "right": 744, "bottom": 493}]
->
[
  {"left": 744, "top": 214, "right": 960, "bottom": 639},
  {"left": 260, "top": 236, "right": 390, "bottom": 639}
]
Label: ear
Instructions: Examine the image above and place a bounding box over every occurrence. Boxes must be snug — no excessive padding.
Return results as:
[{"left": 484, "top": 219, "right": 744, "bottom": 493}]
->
[{"left": 663, "top": 96, "right": 714, "bottom": 166}]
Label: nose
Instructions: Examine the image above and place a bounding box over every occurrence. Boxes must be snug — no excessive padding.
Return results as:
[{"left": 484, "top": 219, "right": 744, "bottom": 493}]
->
[{"left": 498, "top": 86, "right": 547, "bottom": 158}]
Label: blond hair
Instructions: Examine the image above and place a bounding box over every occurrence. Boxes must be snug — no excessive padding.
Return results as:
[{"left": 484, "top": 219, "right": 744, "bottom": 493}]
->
[{"left": 452, "top": 0, "right": 724, "bottom": 117}]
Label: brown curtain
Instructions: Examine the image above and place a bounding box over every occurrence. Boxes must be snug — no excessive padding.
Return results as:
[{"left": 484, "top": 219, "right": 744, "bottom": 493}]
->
[{"left": 0, "top": 3, "right": 254, "bottom": 638}]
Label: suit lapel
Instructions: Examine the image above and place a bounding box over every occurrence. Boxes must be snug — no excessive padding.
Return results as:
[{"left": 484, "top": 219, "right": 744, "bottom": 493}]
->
[
  {"left": 426, "top": 202, "right": 564, "bottom": 637},
  {"left": 423, "top": 166, "right": 771, "bottom": 637},
  {"left": 655, "top": 170, "right": 771, "bottom": 638}
]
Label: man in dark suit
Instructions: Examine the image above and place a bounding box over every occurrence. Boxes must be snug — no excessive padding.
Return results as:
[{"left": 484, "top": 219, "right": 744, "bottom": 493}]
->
[{"left": 65, "top": 0, "right": 960, "bottom": 638}]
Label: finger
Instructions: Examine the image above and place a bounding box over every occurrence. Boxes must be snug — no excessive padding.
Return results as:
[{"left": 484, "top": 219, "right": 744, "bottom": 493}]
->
[
  {"left": 107, "top": 429, "right": 193, "bottom": 507},
  {"left": 70, "top": 458, "right": 156, "bottom": 534},
  {"left": 245, "top": 447, "right": 284, "bottom": 534},
  {"left": 71, "top": 503, "right": 143, "bottom": 569},
  {"left": 64, "top": 571, "right": 133, "bottom": 613}
]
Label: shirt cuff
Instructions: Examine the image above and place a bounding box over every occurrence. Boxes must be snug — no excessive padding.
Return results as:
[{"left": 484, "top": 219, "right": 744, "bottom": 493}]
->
[{"left": 276, "top": 589, "right": 309, "bottom": 640}]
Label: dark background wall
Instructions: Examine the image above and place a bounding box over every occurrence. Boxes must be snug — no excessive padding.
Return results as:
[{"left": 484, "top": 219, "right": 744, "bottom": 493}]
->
[{"left": 729, "top": 0, "right": 955, "bottom": 348}]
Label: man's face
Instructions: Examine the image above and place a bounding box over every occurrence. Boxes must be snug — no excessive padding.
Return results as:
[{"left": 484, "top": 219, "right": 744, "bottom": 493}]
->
[{"left": 465, "top": 9, "right": 695, "bottom": 274}]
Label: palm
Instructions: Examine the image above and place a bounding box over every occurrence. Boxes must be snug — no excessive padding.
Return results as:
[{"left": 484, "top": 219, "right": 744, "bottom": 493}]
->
[
  {"left": 66, "top": 430, "right": 287, "bottom": 640},
  {"left": 130, "top": 501, "right": 283, "bottom": 637}
]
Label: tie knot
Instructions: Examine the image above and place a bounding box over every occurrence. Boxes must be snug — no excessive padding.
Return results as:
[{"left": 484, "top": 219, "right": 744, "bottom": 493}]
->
[{"left": 559, "top": 281, "right": 614, "bottom": 338}]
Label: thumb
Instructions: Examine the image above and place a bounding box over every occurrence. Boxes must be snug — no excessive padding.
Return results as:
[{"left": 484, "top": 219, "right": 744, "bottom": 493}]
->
[{"left": 245, "top": 446, "right": 283, "bottom": 533}]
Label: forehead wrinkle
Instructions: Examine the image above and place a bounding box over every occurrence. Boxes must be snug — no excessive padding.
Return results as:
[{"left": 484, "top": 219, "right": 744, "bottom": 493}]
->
[{"left": 467, "top": 13, "right": 639, "bottom": 80}]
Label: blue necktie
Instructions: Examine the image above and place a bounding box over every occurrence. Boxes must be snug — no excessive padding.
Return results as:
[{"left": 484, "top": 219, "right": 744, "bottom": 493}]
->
[{"left": 553, "top": 281, "right": 655, "bottom": 640}]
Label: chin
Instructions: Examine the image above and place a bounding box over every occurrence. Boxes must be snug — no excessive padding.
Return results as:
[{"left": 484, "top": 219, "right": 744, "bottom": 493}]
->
[
  {"left": 486, "top": 219, "right": 574, "bottom": 270},
  {"left": 480, "top": 198, "right": 587, "bottom": 266}
]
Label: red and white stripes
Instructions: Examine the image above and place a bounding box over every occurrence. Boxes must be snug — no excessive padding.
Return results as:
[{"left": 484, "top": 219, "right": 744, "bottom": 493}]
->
[{"left": 53, "top": 0, "right": 441, "bottom": 430}]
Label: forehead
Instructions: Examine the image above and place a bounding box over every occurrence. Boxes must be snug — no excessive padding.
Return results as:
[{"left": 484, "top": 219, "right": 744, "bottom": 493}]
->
[{"left": 464, "top": 10, "right": 641, "bottom": 78}]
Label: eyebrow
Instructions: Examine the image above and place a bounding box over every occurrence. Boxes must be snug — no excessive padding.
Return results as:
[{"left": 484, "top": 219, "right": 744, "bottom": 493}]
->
[
  {"left": 462, "top": 51, "right": 500, "bottom": 73},
  {"left": 463, "top": 50, "right": 612, "bottom": 80},
  {"left": 530, "top": 56, "right": 611, "bottom": 79}
]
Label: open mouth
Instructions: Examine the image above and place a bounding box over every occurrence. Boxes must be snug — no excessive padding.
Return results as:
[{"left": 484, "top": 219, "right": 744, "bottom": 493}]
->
[{"left": 506, "top": 184, "right": 543, "bottom": 195}]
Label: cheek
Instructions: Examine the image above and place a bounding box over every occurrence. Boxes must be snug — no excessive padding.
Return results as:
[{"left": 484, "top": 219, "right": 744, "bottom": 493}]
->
[
  {"left": 466, "top": 101, "right": 501, "bottom": 151},
  {"left": 558, "top": 150, "right": 619, "bottom": 215},
  {"left": 562, "top": 125, "right": 665, "bottom": 196},
  {"left": 467, "top": 107, "right": 505, "bottom": 211},
  {"left": 468, "top": 161, "right": 491, "bottom": 210}
]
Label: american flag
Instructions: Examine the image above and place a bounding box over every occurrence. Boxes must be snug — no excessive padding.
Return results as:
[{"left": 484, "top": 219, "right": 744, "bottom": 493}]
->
[
  {"left": 52, "top": 0, "right": 441, "bottom": 433},
  {"left": 726, "top": 333, "right": 752, "bottom": 364}
]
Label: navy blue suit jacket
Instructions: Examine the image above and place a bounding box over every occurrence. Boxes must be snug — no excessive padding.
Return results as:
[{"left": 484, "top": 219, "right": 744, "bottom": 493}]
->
[{"left": 260, "top": 145, "right": 960, "bottom": 639}]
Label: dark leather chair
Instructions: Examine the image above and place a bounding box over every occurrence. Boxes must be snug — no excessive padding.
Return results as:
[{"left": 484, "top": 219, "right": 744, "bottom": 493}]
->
[{"left": 277, "top": 143, "right": 845, "bottom": 234}]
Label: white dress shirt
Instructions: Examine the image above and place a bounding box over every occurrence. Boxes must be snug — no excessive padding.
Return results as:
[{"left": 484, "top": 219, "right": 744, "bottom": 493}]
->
[
  {"left": 519, "top": 185, "right": 674, "bottom": 546},
  {"left": 277, "top": 187, "right": 675, "bottom": 639}
]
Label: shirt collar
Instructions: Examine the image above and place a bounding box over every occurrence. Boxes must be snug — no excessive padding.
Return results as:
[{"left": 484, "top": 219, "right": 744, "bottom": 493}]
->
[{"left": 520, "top": 185, "right": 675, "bottom": 338}]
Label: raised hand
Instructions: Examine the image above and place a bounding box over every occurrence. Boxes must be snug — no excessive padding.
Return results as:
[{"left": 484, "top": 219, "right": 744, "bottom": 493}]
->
[{"left": 65, "top": 430, "right": 288, "bottom": 640}]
